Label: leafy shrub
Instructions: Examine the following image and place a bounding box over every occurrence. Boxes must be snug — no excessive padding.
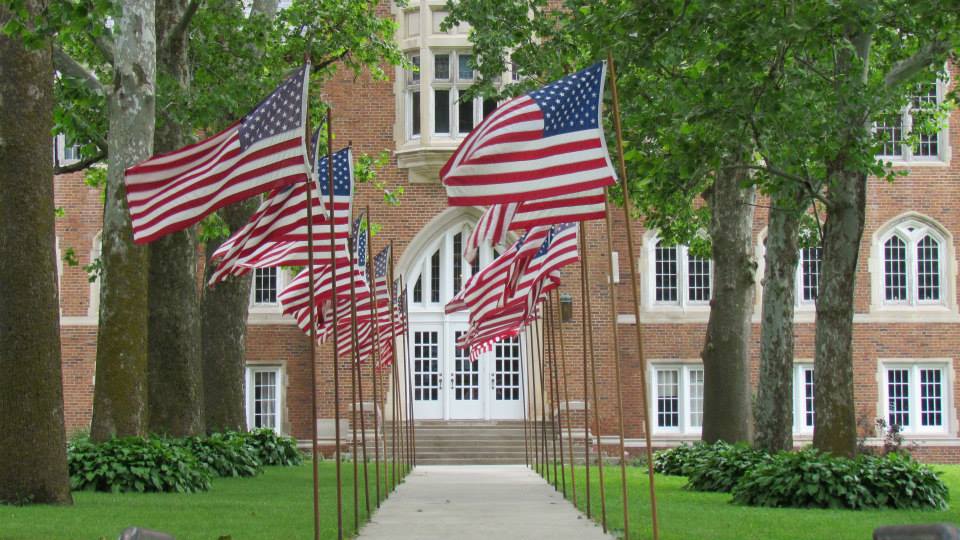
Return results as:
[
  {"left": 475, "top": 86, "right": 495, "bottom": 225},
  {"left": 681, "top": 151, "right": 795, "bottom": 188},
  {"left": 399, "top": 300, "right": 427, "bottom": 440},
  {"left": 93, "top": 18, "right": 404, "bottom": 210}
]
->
[
  {"left": 239, "top": 429, "right": 303, "bottom": 466},
  {"left": 653, "top": 443, "right": 706, "bottom": 476},
  {"left": 732, "top": 449, "right": 948, "bottom": 510},
  {"left": 685, "top": 441, "right": 770, "bottom": 492},
  {"left": 68, "top": 435, "right": 211, "bottom": 493},
  {"left": 180, "top": 433, "right": 262, "bottom": 478}
]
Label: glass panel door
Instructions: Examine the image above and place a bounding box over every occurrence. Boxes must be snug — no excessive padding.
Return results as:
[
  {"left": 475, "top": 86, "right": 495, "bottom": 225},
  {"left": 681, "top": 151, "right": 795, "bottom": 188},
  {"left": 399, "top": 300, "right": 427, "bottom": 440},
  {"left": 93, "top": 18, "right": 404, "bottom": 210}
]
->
[
  {"left": 411, "top": 328, "right": 443, "bottom": 419},
  {"left": 489, "top": 335, "right": 524, "bottom": 419},
  {"left": 448, "top": 328, "right": 483, "bottom": 419}
]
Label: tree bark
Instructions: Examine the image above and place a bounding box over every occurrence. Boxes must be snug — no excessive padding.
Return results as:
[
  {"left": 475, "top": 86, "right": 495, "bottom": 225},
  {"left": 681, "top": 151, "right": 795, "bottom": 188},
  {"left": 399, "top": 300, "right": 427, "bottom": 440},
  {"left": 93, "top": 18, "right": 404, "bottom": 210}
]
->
[
  {"left": 0, "top": 0, "right": 73, "bottom": 505},
  {"left": 701, "top": 162, "right": 756, "bottom": 444},
  {"left": 202, "top": 200, "right": 258, "bottom": 433},
  {"left": 90, "top": 0, "right": 156, "bottom": 442},
  {"left": 147, "top": 0, "right": 204, "bottom": 438},
  {"left": 813, "top": 168, "right": 865, "bottom": 457},
  {"left": 754, "top": 194, "right": 802, "bottom": 453}
]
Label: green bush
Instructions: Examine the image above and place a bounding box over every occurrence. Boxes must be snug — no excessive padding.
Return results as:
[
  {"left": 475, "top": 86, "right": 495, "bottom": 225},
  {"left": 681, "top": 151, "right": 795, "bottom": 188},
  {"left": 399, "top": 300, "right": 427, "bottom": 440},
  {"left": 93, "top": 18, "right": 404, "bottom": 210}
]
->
[
  {"left": 181, "top": 433, "right": 262, "bottom": 478},
  {"left": 732, "top": 449, "right": 948, "bottom": 510},
  {"left": 653, "top": 443, "right": 707, "bottom": 476},
  {"left": 68, "top": 435, "right": 212, "bottom": 493},
  {"left": 685, "top": 441, "right": 770, "bottom": 492},
  {"left": 240, "top": 429, "right": 304, "bottom": 466}
]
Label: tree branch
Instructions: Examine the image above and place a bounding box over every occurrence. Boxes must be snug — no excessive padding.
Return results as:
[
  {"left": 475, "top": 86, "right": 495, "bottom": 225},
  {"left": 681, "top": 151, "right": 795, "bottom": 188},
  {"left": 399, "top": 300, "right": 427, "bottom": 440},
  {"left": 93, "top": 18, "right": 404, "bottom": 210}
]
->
[
  {"left": 884, "top": 40, "right": 952, "bottom": 88},
  {"left": 92, "top": 33, "right": 115, "bottom": 64},
  {"left": 54, "top": 151, "right": 107, "bottom": 175},
  {"left": 53, "top": 47, "right": 105, "bottom": 95},
  {"left": 162, "top": 0, "right": 203, "bottom": 52}
]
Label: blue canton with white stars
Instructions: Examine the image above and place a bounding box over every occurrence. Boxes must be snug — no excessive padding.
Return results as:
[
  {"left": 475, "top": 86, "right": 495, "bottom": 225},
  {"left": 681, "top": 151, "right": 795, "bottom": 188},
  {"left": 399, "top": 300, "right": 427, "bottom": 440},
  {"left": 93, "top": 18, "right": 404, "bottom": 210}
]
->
[
  {"left": 534, "top": 222, "right": 576, "bottom": 259},
  {"left": 374, "top": 246, "right": 390, "bottom": 278},
  {"left": 238, "top": 66, "right": 306, "bottom": 151},
  {"left": 316, "top": 148, "right": 353, "bottom": 197},
  {"left": 353, "top": 219, "right": 367, "bottom": 265},
  {"left": 527, "top": 63, "right": 603, "bottom": 137}
]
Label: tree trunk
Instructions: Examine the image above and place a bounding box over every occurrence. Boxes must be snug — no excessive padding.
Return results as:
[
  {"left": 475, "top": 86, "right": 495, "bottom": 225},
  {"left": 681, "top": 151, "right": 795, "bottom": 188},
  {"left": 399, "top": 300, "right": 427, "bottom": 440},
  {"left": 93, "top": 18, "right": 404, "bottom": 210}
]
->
[
  {"left": 701, "top": 163, "right": 756, "bottom": 444},
  {"left": 754, "top": 194, "right": 802, "bottom": 453},
  {"left": 201, "top": 200, "right": 258, "bottom": 433},
  {"left": 813, "top": 168, "right": 865, "bottom": 457},
  {"left": 0, "top": 1, "right": 73, "bottom": 504},
  {"left": 147, "top": 0, "right": 204, "bottom": 438},
  {"left": 90, "top": 0, "right": 156, "bottom": 442}
]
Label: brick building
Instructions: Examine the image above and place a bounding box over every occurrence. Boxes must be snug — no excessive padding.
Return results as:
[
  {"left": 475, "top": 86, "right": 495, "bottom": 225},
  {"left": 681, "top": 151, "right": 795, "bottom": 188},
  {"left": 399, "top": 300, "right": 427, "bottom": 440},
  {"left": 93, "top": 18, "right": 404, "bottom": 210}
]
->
[{"left": 51, "top": 3, "right": 960, "bottom": 462}]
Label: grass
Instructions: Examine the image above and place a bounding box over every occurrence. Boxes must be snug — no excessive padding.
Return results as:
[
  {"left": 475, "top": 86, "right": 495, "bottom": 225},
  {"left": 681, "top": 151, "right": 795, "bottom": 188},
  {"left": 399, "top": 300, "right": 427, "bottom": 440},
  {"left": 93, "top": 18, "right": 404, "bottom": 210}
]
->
[
  {"left": 532, "top": 462, "right": 960, "bottom": 540},
  {"left": 0, "top": 461, "right": 410, "bottom": 540}
]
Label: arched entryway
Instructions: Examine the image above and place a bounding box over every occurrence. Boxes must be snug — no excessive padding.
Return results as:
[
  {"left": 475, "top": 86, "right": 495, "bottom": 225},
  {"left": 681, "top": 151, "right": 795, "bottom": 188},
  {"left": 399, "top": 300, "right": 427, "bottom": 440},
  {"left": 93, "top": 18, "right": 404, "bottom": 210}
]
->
[{"left": 399, "top": 209, "right": 528, "bottom": 421}]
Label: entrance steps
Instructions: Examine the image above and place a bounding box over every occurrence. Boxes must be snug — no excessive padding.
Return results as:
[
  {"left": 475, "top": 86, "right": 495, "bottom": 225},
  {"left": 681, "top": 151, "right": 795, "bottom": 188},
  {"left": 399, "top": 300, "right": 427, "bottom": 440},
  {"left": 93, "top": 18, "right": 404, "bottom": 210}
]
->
[{"left": 369, "top": 420, "right": 587, "bottom": 465}]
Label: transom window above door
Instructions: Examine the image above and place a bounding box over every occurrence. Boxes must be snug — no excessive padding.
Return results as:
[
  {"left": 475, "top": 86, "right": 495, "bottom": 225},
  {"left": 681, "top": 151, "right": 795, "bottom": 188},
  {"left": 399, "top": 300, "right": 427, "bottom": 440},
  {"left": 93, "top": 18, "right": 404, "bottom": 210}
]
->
[{"left": 408, "top": 219, "right": 501, "bottom": 310}]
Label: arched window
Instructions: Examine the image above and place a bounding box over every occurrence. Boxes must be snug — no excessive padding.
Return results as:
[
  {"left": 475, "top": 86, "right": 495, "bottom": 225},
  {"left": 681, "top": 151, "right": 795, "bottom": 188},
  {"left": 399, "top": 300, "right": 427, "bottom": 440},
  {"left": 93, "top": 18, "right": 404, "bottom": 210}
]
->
[
  {"left": 880, "top": 221, "right": 943, "bottom": 306},
  {"left": 408, "top": 220, "right": 496, "bottom": 309},
  {"left": 648, "top": 238, "right": 712, "bottom": 308}
]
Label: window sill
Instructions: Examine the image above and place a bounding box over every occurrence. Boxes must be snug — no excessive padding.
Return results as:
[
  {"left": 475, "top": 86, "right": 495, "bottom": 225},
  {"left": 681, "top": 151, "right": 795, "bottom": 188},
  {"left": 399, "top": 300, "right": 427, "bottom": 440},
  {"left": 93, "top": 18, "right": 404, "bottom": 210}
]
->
[
  {"left": 396, "top": 146, "right": 458, "bottom": 183},
  {"left": 861, "top": 305, "right": 960, "bottom": 323},
  {"left": 878, "top": 158, "right": 950, "bottom": 168}
]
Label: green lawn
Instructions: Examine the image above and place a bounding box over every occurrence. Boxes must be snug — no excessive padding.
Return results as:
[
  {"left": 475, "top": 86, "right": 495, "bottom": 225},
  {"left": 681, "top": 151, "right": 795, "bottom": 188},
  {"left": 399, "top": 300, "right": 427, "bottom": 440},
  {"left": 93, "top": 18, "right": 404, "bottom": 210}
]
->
[
  {"left": 0, "top": 461, "right": 408, "bottom": 540},
  {"left": 534, "top": 463, "right": 960, "bottom": 540}
]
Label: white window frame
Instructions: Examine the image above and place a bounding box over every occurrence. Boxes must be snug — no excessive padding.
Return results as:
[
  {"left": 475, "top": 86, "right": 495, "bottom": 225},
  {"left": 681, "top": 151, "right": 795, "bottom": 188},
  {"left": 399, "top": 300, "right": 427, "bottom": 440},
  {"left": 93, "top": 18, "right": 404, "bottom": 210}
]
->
[
  {"left": 649, "top": 363, "right": 704, "bottom": 436},
  {"left": 53, "top": 133, "right": 81, "bottom": 167},
  {"left": 796, "top": 246, "right": 822, "bottom": 307},
  {"left": 879, "top": 221, "right": 945, "bottom": 307},
  {"left": 429, "top": 49, "right": 497, "bottom": 139},
  {"left": 873, "top": 79, "right": 951, "bottom": 164},
  {"left": 408, "top": 219, "right": 498, "bottom": 311},
  {"left": 793, "top": 363, "right": 815, "bottom": 435},
  {"left": 245, "top": 364, "right": 284, "bottom": 434},
  {"left": 249, "top": 267, "right": 289, "bottom": 311},
  {"left": 644, "top": 237, "right": 712, "bottom": 310},
  {"left": 880, "top": 361, "right": 951, "bottom": 436}
]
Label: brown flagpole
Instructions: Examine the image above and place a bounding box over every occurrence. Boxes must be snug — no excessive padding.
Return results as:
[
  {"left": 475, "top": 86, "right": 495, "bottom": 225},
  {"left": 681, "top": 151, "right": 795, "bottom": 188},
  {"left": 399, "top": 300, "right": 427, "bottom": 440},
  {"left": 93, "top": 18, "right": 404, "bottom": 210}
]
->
[
  {"left": 395, "top": 275, "right": 407, "bottom": 478},
  {"left": 324, "top": 108, "right": 344, "bottom": 540},
  {"left": 546, "top": 294, "right": 566, "bottom": 497},
  {"left": 303, "top": 64, "right": 321, "bottom": 540},
  {"left": 534, "top": 313, "right": 554, "bottom": 487},
  {"left": 345, "top": 233, "right": 361, "bottom": 534},
  {"left": 552, "top": 288, "right": 577, "bottom": 506},
  {"left": 603, "top": 196, "right": 630, "bottom": 536},
  {"left": 526, "top": 325, "right": 540, "bottom": 475},
  {"left": 402, "top": 274, "right": 417, "bottom": 470},
  {"left": 607, "top": 50, "right": 660, "bottom": 540},
  {"left": 520, "top": 323, "right": 532, "bottom": 468},
  {"left": 389, "top": 263, "right": 400, "bottom": 490},
  {"left": 365, "top": 207, "right": 382, "bottom": 508},
  {"left": 384, "top": 242, "right": 400, "bottom": 489},
  {"left": 579, "top": 224, "right": 593, "bottom": 520},
  {"left": 582, "top": 221, "right": 608, "bottom": 532},
  {"left": 347, "top": 220, "right": 372, "bottom": 521}
]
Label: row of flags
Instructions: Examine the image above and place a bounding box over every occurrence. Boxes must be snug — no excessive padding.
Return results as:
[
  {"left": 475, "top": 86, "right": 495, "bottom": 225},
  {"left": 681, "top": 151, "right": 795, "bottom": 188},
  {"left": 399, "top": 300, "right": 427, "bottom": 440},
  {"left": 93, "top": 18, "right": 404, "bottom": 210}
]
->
[{"left": 121, "top": 59, "right": 617, "bottom": 367}]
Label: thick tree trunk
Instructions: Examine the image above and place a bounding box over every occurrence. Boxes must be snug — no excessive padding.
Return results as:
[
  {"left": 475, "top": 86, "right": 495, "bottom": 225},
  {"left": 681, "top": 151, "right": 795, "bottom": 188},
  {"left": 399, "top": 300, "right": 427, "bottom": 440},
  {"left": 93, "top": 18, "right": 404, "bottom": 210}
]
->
[
  {"left": 813, "top": 168, "right": 865, "bottom": 457},
  {"left": 202, "top": 200, "right": 258, "bottom": 433},
  {"left": 701, "top": 163, "right": 756, "bottom": 444},
  {"left": 90, "top": 0, "right": 156, "bottom": 442},
  {"left": 0, "top": 1, "right": 73, "bottom": 504},
  {"left": 754, "top": 195, "right": 802, "bottom": 453},
  {"left": 147, "top": 0, "right": 204, "bottom": 437}
]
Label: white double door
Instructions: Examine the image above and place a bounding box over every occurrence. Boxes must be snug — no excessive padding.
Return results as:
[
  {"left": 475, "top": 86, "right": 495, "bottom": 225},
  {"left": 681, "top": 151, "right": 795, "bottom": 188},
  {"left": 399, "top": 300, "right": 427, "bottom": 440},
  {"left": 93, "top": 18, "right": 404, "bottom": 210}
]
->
[{"left": 410, "top": 322, "right": 526, "bottom": 420}]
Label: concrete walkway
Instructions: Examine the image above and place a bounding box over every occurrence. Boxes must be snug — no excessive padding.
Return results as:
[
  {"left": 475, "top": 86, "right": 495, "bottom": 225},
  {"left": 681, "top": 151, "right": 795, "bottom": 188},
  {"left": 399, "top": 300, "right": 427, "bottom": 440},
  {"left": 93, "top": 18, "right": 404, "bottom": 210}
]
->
[{"left": 357, "top": 465, "right": 613, "bottom": 540}]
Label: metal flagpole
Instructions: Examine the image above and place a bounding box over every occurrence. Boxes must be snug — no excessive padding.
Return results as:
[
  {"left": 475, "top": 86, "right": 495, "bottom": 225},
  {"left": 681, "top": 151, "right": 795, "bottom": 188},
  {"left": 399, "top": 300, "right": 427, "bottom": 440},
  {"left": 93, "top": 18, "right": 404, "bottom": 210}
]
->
[
  {"left": 520, "top": 324, "right": 532, "bottom": 468},
  {"left": 552, "top": 288, "right": 577, "bottom": 506},
  {"left": 582, "top": 221, "right": 608, "bottom": 533},
  {"left": 547, "top": 294, "right": 566, "bottom": 498},
  {"left": 607, "top": 50, "right": 660, "bottom": 540},
  {"left": 536, "top": 318, "right": 550, "bottom": 484},
  {"left": 385, "top": 242, "right": 399, "bottom": 491},
  {"left": 389, "top": 265, "right": 400, "bottom": 490},
  {"left": 346, "top": 234, "right": 361, "bottom": 534},
  {"left": 526, "top": 325, "right": 540, "bottom": 475},
  {"left": 346, "top": 228, "right": 371, "bottom": 521},
  {"left": 302, "top": 65, "right": 322, "bottom": 540},
  {"left": 403, "top": 276, "right": 417, "bottom": 470},
  {"left": 365, "top": 207, "right": 382, "bottom": 508},
  {"left": 394, "top": 275, "right": 407, "bottom": 479},
  {"left": 323, "top": 108, "right": 344, "bottom": 540},
  {"left": 579, "top": 226, "right": 592, "bottom": 519},
  {"left": 603, "top": 195, "right": 630, "bottom": 536}
]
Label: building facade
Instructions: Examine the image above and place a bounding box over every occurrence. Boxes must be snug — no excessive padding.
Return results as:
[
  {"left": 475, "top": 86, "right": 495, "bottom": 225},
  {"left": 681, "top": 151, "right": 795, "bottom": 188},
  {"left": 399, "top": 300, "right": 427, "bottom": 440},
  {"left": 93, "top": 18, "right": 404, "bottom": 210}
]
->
[{"left": 50, "top": 2, "right": 960, "bottom": 461}]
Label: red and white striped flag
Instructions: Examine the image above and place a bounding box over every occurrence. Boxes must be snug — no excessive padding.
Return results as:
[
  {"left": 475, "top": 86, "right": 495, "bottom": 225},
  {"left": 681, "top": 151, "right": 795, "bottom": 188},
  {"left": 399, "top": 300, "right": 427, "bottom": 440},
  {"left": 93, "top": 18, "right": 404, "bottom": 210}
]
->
[
  {"left": 441, "top": 63, "right": 615, "bottom": 206},
  {"left": 125, "top": 66, "right": 311, "bottom": 244}
]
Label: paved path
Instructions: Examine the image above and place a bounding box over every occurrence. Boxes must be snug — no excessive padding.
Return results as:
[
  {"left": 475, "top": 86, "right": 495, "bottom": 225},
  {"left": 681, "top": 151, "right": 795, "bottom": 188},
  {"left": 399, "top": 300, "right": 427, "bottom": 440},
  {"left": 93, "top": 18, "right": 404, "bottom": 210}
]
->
[{"left": 357, "top": 465, "right": 613, "bottom": 540}]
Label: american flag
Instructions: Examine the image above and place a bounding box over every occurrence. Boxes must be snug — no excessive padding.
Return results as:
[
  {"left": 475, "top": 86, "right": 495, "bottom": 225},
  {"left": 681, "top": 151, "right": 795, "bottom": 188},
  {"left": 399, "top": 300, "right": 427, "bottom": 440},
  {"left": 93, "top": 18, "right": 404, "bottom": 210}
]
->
[
  {"left": 441, "top": 63, "right": 615, "bottom": 206},
  {"left": 445, "top": 231, "right": 529, "bottom": 316},
  {"left": 371, "top": 246, "right": 395, "bottom": 367},
  {"left": 125, "top": 66, "right": 311, "bottom": 244},
  {"left": 206, "top": 147, "right": 354, "bottom": 285}
]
